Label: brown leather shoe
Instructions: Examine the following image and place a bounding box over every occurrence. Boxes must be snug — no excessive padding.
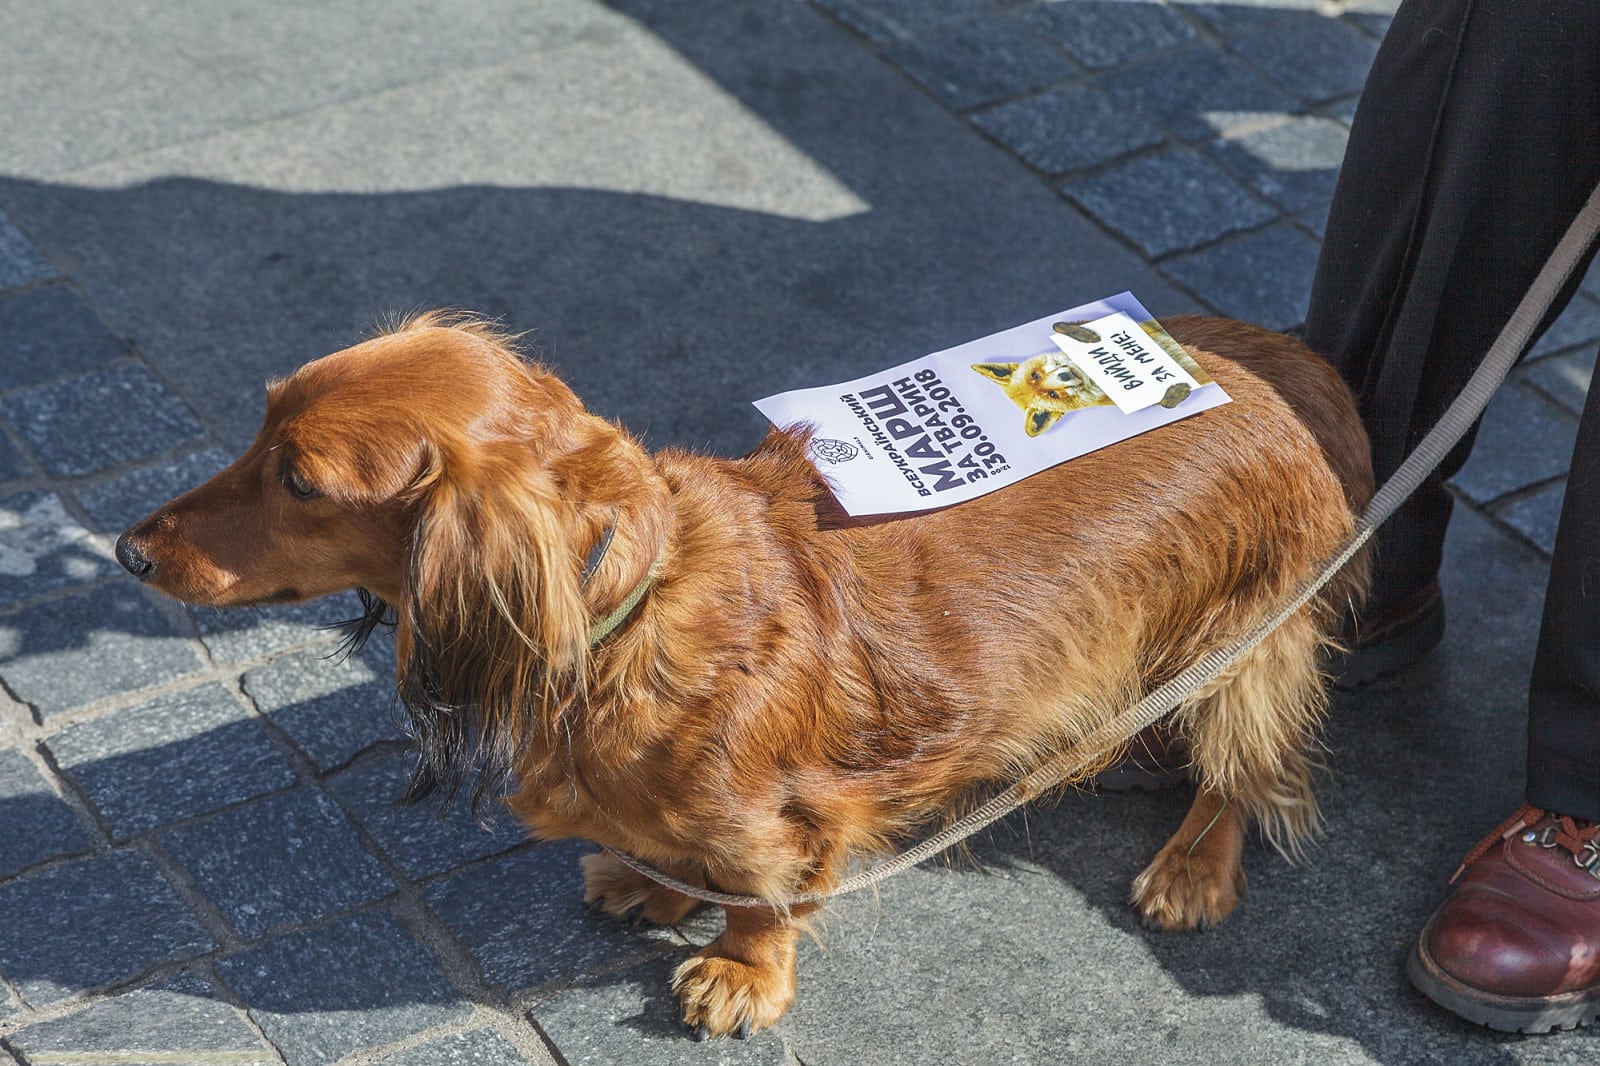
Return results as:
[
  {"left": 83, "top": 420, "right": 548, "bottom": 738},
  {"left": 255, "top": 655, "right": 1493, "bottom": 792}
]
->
[{"left": 1408, "top": 805, "right": 1600, "bottom": 1032}]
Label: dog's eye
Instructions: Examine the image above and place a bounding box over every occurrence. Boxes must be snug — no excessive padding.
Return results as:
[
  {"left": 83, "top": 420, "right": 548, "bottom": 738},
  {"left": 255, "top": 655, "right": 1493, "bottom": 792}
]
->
[{"left": 283, "top": 466, "right": 320, "bottom": 500}]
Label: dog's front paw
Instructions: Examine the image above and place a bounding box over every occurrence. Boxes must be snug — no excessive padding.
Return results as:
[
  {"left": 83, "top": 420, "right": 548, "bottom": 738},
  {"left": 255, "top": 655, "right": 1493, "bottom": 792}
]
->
[
  {"left": 673, "top": 947, "right": 795, "bottom": 1037},
  {"left": 1130, "top": 842, "right": 1246, "bottom": 932},
  {"left": 580, "top": 851, "right": 701, "bottom": 925}
]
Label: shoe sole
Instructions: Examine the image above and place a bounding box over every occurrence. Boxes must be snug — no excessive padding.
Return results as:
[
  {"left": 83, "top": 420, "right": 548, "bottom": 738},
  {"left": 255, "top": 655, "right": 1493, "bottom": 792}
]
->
[
  {"left": 1332, "top": 591, "right": 1446, "bottom": 691},
  {"left": 1408, "top": 936, "right": 1600, "bottom": 1033}
]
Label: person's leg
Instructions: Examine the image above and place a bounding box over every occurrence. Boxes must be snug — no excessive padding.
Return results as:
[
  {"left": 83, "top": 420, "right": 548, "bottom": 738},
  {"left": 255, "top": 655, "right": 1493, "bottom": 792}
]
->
[
  {"left": 1305, "top": 0, "right": 1600, "bottom": 635},
  {"left": 1305, "top": 0, "right": 1600, "bottom": 1032},
  {"left": 1527, "top": 357, "right": 1600, "bottom": 824},
  {"left": 1407, "top": 337, "right": 1600, "bottom": 1034}
]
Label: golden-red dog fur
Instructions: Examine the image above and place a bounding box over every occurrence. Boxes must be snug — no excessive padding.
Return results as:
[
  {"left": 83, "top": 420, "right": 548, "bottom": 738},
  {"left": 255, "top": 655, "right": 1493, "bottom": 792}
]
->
[{"left": 119, "top": 312, "right": 1371, "bottom": 1036}]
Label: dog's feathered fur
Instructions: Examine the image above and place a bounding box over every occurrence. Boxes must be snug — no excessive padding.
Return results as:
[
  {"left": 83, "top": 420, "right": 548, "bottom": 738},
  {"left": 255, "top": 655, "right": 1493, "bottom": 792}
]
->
[{"left": 121, "top": 312, "right": 1371, "bottom": 1035}]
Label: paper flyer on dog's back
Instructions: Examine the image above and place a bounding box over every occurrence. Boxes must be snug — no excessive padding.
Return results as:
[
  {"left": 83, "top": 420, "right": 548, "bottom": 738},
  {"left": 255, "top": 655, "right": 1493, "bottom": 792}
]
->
[{"left": 753, "top": 292, "right": 1231, "bottom": 517}]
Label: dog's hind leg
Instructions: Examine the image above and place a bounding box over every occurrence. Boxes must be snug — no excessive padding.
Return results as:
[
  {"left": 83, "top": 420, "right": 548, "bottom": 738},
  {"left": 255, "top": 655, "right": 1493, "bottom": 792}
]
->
[
  {"left": 1130, "top": 608, "right": 1328, "bottom": 931},
  {"left": 581, "top": 850, "right": 704, "bottom": 926}
]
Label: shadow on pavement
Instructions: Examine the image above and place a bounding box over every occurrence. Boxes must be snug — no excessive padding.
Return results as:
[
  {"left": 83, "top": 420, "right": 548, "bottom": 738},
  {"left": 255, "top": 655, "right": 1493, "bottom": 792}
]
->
[{"left": 5, "top": 3, "right": 1550, "bottom": 1063}]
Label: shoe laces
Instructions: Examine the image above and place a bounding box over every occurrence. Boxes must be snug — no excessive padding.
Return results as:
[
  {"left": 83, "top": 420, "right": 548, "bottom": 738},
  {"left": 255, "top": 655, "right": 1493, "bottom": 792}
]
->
[{"left": 1450, "top": 804, "right": 1600, "bottom": 884}]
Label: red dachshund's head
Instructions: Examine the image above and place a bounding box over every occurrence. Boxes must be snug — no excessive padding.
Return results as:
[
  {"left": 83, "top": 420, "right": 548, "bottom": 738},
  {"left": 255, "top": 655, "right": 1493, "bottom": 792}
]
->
[{"left": 117, "top": 313, "right": 671, "bottom": 802}]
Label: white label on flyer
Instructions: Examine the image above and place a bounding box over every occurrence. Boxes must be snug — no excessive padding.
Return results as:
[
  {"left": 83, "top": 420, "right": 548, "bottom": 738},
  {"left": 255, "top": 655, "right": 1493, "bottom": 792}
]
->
[
  {"left": 752, "top": 292, "right": 1230, "bottom": 517},
  {"left": 1046, "top": 311, "right": 1202, "bottom": 414}
]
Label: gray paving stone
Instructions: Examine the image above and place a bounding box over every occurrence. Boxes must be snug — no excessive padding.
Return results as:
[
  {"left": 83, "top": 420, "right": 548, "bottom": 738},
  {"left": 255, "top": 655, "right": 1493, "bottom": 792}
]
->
[
  {"left": 1350, "top": 0, "right": 1401, "bottom": 25},
  {"left": 1496, "top": 481, "right": 1565, "bottom": 556},
  {"left": 6, "top": 972, "right": 279, "bottom": 1066},
  {"left": 423, "top": 842, "right": 672, "bottom": 994},
  {"left": 821, "top": 850, "right": 1192, "bottom": 1062},
  {"left": 328, "top": 751, "right": 518, "bottom": 881},
  {"left": 1, "top": 0, "right": 621, "bottom": 179},
  {"left": 1022, "top": 0, "right": 1195, "bottom": 69},
  {"left": 47, "top": 682, "right": 296, "bottom": 838},
  {"left": 1159, "top": 220, "right": 1321, "bottom": 331},
  {"left": 1523, "top": 344, "right": 1596, "bottom": 416},
  {"left": 1348, "top": 10, "right": 1394, "bottom": 36},
  {"left": 200, "top": 592, "right": 370, "bottom": 667},
  {"left": 378, "top": 1027, "right": 534, "bottom": 1065},
  {"left": 531, "top": 955, "right": 789, "bottom": 1066},
  {"left": 883, "top": 14, "right": 1078, "bottom": 111},
  {"left": 9, "top": 362, "right": 206, "bottom": 478},
  {"left": 0, "top": 748, "right": 94, "bottom": 878},
  {"left": 0, "top": 490, "right": 117, "bottom": 606},
  {"left": 1097, "top": 42, "right": 1300, "bottom": 142},
  {"left": 1207, "top": 114, "right": 1347, "bottom": 214},
  {"left": 1529, "top": 291, "right": 1600, "bottom": 359},
  {"left": 809, "top": 0, "right": 988, "bottom": 45},
  {"left": 1185, "top": 0, "right": 1324, "bottom": 40},
  {"left": 1583, "top": 257, "right": 1600, "bottom": 301},
  {"left": 160, "top": 788, "right": 394, "bottom": 940},
  {"left": 1330, "top": 94, "right": 1361, "bottom": 125},
  {"left": 1064, "top": 147, "right": 1276, "bottom": 258},
  {"left": 1450, "top": 385, "right": 1579, "bottom": 505},
  {"left": 0, "top": 213, "right": 53, "bottom": 293},
  {"left": 1297, "top": 200, "right": 1331, "bottom": 239},
  {"left": 191, "top": 589, "right": 373, "bottom": 666},
  {"left": 973, "top": 84, "right": 1164, "bottom": 175},
  {"left": 216, "top": 910, "right": 469, "bottom": 1066},
  {"left": 0, "top": 582, "right": 204, "bottom": 718},
  {"left": 242, "top": 640, "right": 404, "bottom": 771},
  {"left": 1226, "top": 14, "right": 1379, "bottom": 104},
  {"left": 0, "top": 850, "right": 212, "bottom": 1007},
  {"left": 74, "top": 447, "right": 231, "bottom": 536},
  {"left": 0, "top": 285, "right": 127, "bottom": 392},
  {"left": 0, "top": 431, "right": 30, "bottom": 485}
]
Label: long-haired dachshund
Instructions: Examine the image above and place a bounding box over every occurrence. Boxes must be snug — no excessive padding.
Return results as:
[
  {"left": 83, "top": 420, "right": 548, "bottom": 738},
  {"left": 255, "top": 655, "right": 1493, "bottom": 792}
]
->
[{"left": 117, "top": 312, "right": 1371, "bottom": 1036}]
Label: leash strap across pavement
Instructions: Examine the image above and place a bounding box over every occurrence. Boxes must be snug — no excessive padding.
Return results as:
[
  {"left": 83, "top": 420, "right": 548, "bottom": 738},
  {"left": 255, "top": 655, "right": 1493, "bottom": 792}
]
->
[{"left": 606, "top": 179, "right": 1600, "bottom": 911}]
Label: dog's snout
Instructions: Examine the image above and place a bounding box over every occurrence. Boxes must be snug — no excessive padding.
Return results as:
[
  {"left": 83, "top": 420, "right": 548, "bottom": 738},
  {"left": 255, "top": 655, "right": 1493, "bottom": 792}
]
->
[{"left": 115, "top": 531, "right": 154, "bottom": 579}]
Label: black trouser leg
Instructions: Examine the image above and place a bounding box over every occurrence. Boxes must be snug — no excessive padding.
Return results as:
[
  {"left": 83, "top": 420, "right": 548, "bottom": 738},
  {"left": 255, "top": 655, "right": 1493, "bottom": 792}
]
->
[
  {"left": 1528, "top": 354, "right": 1600, "bottom": 822},
  {"left": 1303, "top": 0, "right": 1600, "bottom": 815},
  {"left": 1305, "top": 0, "right": 1600, "bottom": 605}
]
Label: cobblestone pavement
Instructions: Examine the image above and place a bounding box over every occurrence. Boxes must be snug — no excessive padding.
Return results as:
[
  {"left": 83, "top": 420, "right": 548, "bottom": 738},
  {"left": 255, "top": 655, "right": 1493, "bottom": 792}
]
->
[{"left": 3, "top": 1, "right": 1600, "bottom": 1064}]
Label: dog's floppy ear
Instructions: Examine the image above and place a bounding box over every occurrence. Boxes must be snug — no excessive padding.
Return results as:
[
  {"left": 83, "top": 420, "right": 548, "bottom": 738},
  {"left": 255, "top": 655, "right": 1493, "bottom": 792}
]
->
[
  {"left": 971, "top": 362, "right": 1019, "bottom": 385},
  {"left": 396, "top": 439, "right": 588, "bottom": 808}
]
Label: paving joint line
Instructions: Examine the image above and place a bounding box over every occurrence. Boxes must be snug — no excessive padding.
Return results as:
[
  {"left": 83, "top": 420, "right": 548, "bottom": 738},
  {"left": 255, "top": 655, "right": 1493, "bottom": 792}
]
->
[
  {"left": 799, "top": 0, "right": 1360, "bottom": 331},
  {"left": 186, "top": 958, "right": 291, "bottom": 1066},
  {"left": 16, "top": 735, "right": 113, "bottom": 850},
  {"left": 133, "top": 832, "right": 247, "bottom": 954}
]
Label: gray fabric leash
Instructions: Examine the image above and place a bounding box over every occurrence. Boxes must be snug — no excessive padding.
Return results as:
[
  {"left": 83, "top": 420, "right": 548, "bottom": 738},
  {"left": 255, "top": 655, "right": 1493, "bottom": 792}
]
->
[{"left": 606, "top": 179, "right": 1600, "bottom": 911}]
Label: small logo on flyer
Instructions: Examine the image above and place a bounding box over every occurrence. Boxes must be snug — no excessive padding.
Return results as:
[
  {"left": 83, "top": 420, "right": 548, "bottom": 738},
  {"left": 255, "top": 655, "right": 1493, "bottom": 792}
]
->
[{"left": 810, "top": 438, "right": 860, "bottom": 465}]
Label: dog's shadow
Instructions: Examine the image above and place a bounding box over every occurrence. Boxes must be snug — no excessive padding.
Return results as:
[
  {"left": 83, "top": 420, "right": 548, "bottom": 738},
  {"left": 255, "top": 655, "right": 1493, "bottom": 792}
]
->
[
  {"left": 632, "top": 506, "right": 1556, "bottom": 1063},
  {"left": 779, "top": 651, "right": 1537, "bottom": 1065}
]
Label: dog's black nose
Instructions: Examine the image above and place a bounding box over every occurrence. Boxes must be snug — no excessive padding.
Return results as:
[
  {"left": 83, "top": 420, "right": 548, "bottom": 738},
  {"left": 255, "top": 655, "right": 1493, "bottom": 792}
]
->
[{"left": 115, "top": 532, "right": 154, "bottom": 578}]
